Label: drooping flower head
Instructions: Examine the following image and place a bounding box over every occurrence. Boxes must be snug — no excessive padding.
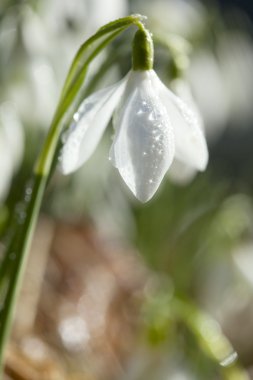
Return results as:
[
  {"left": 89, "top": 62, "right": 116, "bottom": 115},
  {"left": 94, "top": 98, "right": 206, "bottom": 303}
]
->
[{"left": 60, "top": 27, "right": 208, "bottom": 202}]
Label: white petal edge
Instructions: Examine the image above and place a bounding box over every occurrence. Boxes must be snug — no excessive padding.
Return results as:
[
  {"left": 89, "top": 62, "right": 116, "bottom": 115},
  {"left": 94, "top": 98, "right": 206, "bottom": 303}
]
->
[
  {"left": 110, "top": 70, "right": 175, "bottom": 202},
  {"left": 168, "top": 159, "right": 197, "bottom": 185},
  {"left": 170, "top": 78, "right": 204, "bottom": 131},
  {"left": 60, "top": 76, "right": 128, "bottom": 174},
  {"left": 151, "top": 71, "right": 208, "bottom": 171}
]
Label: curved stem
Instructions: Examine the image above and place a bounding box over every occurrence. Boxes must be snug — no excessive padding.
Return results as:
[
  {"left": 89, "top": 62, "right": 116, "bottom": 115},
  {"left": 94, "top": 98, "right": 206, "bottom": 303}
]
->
[
  {"left": 0, "top": 14, "right": 145, "bottom": 376},
  {"left": 35, "top": 27, "right": 126, "bottom": 177}
]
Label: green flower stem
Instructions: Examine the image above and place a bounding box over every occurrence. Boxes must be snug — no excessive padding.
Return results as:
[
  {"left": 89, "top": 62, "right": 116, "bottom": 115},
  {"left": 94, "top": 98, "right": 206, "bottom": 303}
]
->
[
  {"left": 60, "top": 14, "right": 146, "bottom": 102},
  {"left": 35, "top": 27, "right": 126, "bottom": 177},
  {"left": 0, "top": 14, "right": 146, "bottom": 376},
  {"left": 43, "top": 50, "right": 123, "bottom": 186}
]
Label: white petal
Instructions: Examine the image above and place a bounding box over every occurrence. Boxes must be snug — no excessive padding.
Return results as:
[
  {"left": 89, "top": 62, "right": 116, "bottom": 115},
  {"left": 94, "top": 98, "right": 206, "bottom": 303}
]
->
[
  {"left": 60, "top": 77, "right": 127, "bottom": 174},
  {"left": 110, "top": 71, "right": 175, "bottom": 202},
  {"left": 170, "top": 78, "right": 204, "bottom": 131},
  {"left": 168, "top": 159, "right": 197, "bottom": 185},
  {"left": 152, "top": 72, "right": 208, "bottom": 171}
]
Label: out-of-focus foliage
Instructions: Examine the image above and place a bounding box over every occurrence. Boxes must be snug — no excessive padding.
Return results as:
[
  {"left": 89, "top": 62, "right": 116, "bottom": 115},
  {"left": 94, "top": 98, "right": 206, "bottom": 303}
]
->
[{"left": 1, "top": 0, "right": 253, "bottom": 379}]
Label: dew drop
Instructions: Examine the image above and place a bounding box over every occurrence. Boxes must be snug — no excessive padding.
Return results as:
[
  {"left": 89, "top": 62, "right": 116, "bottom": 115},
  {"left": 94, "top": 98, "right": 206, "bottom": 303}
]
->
[
  {"left": 140, "top": 100, "right": 152, "bottom": 113},
  {"left": 25, "top": 187, "right": 32, "bottom": 195},
  {"left": 73, "top": 112, "right": 80, "bottom": 122},
  {"left": 79, "top": 101, "right": 93, "bottom": 115},
  {"left": 24, "top": 187, "right": 32, "bottom": 202},
  {"left": 148, "top": 110, "right": 162, "bottom": 122},
  {"left": 148, "top": 112, "right": 155, "bottom": 121}
]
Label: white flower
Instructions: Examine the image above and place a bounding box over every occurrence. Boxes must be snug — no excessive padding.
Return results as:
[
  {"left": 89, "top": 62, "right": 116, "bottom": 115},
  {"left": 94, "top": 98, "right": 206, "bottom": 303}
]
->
[{"left": 60, "top": 69, "right": 208, "bottom": 202}]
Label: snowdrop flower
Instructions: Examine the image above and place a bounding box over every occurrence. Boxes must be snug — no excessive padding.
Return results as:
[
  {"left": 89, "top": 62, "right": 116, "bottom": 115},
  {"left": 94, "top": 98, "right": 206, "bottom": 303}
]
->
[{"left": 60, "top": 29, "right": 208, "bottom": 202}]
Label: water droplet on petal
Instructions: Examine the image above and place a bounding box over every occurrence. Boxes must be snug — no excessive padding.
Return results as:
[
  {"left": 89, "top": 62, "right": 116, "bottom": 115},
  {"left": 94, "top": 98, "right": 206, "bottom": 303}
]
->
[{"left": 73, "top": 112, "right": 80, "bottom": 122}]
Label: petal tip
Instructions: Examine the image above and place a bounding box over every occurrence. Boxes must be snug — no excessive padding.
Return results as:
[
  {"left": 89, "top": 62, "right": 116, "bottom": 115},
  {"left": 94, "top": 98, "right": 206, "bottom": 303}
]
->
[
  {"left": 134, "top": 191, "right": 154, "bottom": 203},
  {"left": 197, "top": 143, "right": 209, "bottom": 171},
  {"left": 59, "top": 149, "right": 79, "bottom": 175},
  {"left": 129, "top": 180, "right": 161, "bottom": 203},
  {"left": 60, "top": 161, "right": 73, "bottom": 176}
]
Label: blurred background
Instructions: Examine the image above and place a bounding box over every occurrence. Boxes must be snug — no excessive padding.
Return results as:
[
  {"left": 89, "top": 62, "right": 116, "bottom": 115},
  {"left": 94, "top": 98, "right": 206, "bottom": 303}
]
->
[{"left": 1, "top": 0, "right": 253, "bottom": 379}]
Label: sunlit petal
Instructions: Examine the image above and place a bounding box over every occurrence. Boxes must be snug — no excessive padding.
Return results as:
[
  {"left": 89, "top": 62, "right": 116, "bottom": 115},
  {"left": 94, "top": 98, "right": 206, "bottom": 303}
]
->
[
  {"left": 153, "top": 72, "right": 208, "bottom": 171},
  {"left": 110, "top": 71, "right": 174, "bottom": 202},
  {"left": 60, "top": 78, "right": 127, "bottom": 174}
]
